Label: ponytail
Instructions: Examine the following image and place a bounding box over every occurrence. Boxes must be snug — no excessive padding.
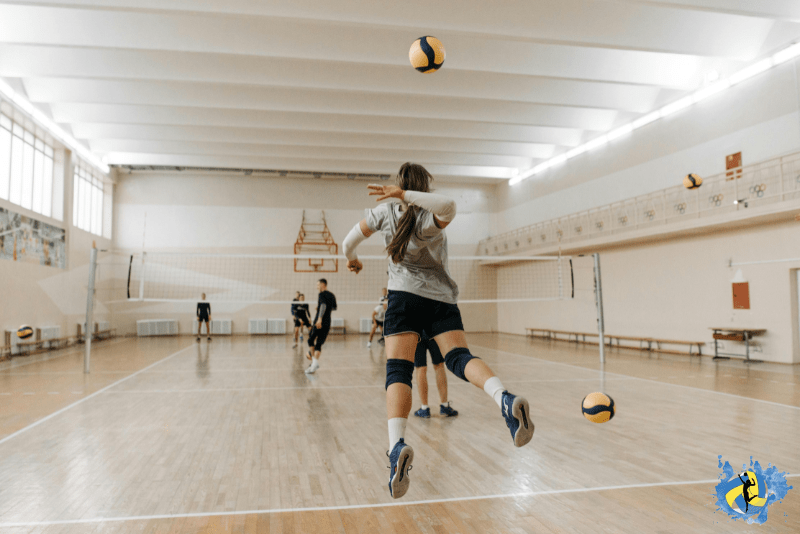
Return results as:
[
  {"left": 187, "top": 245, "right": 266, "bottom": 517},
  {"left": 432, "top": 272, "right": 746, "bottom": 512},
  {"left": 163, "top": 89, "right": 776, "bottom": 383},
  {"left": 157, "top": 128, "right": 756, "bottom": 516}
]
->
[
  {"left": 385, "top": 162, "right": 431, "bottom": 263},
  {"left": 387, "top": 205, "right": 418, "bottom": 263}
]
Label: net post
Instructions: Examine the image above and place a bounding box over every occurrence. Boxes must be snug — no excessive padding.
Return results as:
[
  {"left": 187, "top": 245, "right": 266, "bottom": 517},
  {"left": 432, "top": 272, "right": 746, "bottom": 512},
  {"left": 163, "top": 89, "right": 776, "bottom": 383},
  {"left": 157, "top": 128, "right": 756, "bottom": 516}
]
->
[
  {"left": 84, "top": 242, "right": 98, "bottom": 374},
  {"left": 593, "top": 253, "right": 606, "bottom": 364}
]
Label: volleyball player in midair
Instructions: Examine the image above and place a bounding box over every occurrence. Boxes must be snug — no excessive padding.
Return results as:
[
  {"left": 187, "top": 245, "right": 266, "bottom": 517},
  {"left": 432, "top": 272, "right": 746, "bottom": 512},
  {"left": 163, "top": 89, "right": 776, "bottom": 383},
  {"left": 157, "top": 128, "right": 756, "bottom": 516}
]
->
[{"left": 343, "top": 162, "right": 534, "bottom": 499}]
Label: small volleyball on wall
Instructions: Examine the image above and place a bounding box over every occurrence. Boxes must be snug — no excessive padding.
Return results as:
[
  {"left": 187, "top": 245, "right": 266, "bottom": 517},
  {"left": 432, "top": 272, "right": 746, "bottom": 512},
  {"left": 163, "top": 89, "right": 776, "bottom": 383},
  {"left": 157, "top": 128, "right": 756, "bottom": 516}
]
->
[
  {"left": 17, "top": 325, "right": 34, "bottom": 339},
  {"left": 582, "top": 392, "right": 615, "bottom": 423},
  {"left": 683, "top": 173, "right": 703, "bottom": 189},
  {"left": 409, "top": 36, "right": 445, "bottom": 73}
]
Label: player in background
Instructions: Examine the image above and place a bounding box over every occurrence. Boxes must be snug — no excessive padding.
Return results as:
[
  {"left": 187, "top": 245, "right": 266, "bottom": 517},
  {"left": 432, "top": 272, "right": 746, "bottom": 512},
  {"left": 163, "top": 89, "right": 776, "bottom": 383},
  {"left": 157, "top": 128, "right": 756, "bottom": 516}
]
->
[
  {"left": 368, "top": 299, "right": 387, "bottom": 347},
  {"left": 343, "top": 162, "right": 533, "bottom": 499},
  {"left": 305, "top": 279, "right": 337, "bottom": 374},
  {"left": 413, "top": 334, "right": 458, "bottom": 418},
  {"left": 196, "top": 293, "right": 211, "bottom": 341},
  {"left": 292, "top": 293, "right": 312, "bottom": 348}
]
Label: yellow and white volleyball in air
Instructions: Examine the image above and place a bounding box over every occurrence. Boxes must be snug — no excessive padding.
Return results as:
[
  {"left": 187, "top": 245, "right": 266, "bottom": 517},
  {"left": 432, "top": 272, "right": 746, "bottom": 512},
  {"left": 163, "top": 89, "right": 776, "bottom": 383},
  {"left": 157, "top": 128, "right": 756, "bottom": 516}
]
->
[{"left": 409, "top": 36, "right": 446, "bottom": 73}]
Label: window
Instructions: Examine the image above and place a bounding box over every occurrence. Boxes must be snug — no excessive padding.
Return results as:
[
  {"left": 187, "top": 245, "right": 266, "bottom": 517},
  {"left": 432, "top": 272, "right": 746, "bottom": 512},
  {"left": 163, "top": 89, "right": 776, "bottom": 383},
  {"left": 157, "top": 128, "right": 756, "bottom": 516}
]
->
[
  {"left": 72, "top": 161, "right": 111, "bottom": 237},
  {"left": 0, "top": 113, "right": 56, "bottom": 218}
]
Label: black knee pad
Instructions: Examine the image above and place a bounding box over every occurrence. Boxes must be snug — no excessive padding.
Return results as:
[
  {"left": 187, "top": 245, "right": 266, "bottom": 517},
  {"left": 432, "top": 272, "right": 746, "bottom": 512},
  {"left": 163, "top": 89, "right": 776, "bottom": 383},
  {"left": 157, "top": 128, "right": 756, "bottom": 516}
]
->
[
  {"left": 444, "top": 347, "right": 478, "bottom": 382},
  {"left": 385, "top": 359, "right": 415, "bottom": 390}
]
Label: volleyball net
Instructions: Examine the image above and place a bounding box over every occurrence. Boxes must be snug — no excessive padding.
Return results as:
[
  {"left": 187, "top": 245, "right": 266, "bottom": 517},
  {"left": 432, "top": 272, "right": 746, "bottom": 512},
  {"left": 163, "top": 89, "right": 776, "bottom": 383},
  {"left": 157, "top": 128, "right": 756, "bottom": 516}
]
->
[{"left": 94, "top": 252, "right": 573, "bottom": 305}]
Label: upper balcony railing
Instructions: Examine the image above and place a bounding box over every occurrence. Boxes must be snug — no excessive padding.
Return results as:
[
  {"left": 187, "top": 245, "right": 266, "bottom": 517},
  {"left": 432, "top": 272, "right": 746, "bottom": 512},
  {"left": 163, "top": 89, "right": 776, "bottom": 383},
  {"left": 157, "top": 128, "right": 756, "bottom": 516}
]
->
[{"left": 480, "top": 151, "right": 800, "bottom": 255}]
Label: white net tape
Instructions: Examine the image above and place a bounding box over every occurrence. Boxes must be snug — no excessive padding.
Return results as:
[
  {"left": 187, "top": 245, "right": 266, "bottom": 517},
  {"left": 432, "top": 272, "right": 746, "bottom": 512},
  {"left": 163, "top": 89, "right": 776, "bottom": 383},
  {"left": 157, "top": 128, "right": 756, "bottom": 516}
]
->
[{"left": 95, "top": 252, "right": 572, "bottom": 305}]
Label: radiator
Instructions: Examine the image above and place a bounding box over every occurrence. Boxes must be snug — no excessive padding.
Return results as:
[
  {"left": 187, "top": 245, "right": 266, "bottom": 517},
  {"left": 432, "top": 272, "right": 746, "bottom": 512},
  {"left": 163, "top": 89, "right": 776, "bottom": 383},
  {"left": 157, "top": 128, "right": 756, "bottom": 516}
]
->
[
  {"left": 39, "top": 325, "right": 61, "bottom": 348},
  {"left": 194, "top": 319, "right": 232, "bottom": 335},
  {"left": 96, "top": 321, "right": 111, "bottom": 332},
  {"left": 360, "top": 318, "right": 372, "bottom": 333},
  {"left": 137, "top": 319, "right": 179, "bottom": 337},
  {"left": 249, "top": 319, "right": 268, "bottom": 334},
  {"left": 267, "top": 319, "right": 286, "bottom": 334}
]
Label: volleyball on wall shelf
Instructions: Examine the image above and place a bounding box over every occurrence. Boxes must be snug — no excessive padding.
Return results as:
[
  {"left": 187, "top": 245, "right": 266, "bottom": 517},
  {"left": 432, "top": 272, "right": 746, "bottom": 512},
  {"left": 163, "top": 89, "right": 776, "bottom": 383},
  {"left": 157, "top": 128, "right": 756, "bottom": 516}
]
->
[
  {"left": 683, "top": 173, "right": 703, "bottom": 189},
  {"left": 410, "top": 36, "right": 445, "bottom": 73},
  {"left": 17, "top": 325, "right": 34, "bottom": 339}
]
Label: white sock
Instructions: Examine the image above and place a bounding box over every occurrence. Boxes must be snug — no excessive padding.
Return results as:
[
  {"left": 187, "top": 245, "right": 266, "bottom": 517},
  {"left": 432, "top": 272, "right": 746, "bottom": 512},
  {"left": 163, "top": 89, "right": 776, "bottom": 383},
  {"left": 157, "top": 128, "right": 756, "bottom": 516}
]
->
[
  {"left": 421, "top": 405, "right": 429, "bottom": 410},
  {"left": 311, "top": 357, "right": 319, "bottom": 369},
  {"left": 483, "top": 377, "right": 505, "bottom": 408},
  {"left": 388, "top": 418, "right": 407, "bottom": 451},
  {"left": 441, "top": 401, "right": 449, "bottom": 407}
]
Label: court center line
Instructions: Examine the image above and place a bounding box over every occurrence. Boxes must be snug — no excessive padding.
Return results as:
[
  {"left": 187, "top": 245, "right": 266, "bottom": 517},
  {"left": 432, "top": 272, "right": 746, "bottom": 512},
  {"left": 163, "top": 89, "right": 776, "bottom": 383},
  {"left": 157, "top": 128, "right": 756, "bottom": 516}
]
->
[
  {"left": 0, "top": 343, "right": 196, "bottom": 447},
  {"left": 471, "top": 344, "right": 800, "bottom": 411},
  {"left": 2, "top": 475, "right": 797, "bottom": 528}
]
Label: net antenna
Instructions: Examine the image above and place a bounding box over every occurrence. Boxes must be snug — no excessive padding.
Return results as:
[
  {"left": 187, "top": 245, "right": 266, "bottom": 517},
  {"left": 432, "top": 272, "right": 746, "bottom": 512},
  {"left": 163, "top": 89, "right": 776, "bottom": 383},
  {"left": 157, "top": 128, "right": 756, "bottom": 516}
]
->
[{"left": 294, "top": 210, "right": 338, "bottom": 273}]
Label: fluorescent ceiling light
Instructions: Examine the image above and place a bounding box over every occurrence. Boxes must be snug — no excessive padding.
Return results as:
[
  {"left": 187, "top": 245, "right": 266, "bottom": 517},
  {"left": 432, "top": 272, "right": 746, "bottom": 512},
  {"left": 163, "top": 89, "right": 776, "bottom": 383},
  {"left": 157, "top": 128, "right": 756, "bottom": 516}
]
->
[
  {"left": 692, "top": 80, "right": 731, "bottom": 102},
  {"left": 728, "top": 58, "right": 773, "bottom": 85},
  {"left": 607, "top": 124, "right": 633, "bottom": 141},
  {"left": 631, "top": 111, "right": 661, "bottom": 130},
  {"left": 660, "top": 95, "right": 694, "bottom": 117},
  {"left": 507, "top": 40, "right": 800, "bottom": 187},
  {"left": 773, "top": 42, "right": 800, "bottom": 65},
  {"left": 0, "top": 79, "right": 109, "bottom": 174},
  {"left": 584, "top": 134, "right": 608, "bottom": 151}
]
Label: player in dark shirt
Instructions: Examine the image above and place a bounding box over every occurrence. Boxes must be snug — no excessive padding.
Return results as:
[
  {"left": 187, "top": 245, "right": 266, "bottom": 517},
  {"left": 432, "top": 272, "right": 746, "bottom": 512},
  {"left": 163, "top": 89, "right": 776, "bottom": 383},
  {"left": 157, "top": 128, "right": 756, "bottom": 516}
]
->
[
  {"left": 196, "top": 293, "right": 211, "bottom": 341},
  {"left": 305, "top": 279, "right": 337, "bottom": 374},
  {"left": 292, "top": 293, "right": 312, "bottom": 347}
]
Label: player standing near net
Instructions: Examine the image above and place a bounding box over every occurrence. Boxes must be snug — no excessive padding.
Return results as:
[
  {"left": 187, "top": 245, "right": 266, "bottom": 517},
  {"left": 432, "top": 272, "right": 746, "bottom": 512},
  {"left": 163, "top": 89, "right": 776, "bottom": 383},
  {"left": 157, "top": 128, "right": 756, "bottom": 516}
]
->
[
  {"left": 305, "top": 279, "right": 337, "bottom": 374},
  {"left": 342, "top": 162, "right": 534, "bottom": 499},
  {"left": 368, "top": 300, "right": 387, "bottom": 347},
  {"left": 196, "top": 293, "right": 211, "bottom": 341},
  {"left": 292, "top": 293, "right": 312, "bottom": 348},
  {"left": 413, "top": 334, "right": 458, "bottom": 418}
]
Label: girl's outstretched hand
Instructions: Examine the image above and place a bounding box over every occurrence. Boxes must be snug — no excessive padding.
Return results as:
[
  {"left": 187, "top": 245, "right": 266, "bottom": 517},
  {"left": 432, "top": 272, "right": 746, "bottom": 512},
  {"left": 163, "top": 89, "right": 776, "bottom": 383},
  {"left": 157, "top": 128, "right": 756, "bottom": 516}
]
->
[
  {"left": 347, "top": 259, "right": 363, "bottom": 274},
  {"left": 368, "top": 184, "right": 404, "bottom": 201}
]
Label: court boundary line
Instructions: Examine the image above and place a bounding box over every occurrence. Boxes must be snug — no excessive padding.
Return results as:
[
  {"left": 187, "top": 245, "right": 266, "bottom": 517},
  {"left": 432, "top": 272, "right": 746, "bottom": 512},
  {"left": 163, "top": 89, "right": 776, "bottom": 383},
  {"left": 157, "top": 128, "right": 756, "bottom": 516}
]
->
[
  {"left": 104, "top": 377, "right": 638, "bottom": 394},
  {"left": 0, "top": 337, "right": 131, "bottom": 372},
  {"left": 0, "top": 343, "right": 196, "bottom": 447},
  {"left": 471, "top": 344, "right": 800, "bottom": 411},
  {"left": 4, "top": 476, "right": 793, "bottom": 528}
]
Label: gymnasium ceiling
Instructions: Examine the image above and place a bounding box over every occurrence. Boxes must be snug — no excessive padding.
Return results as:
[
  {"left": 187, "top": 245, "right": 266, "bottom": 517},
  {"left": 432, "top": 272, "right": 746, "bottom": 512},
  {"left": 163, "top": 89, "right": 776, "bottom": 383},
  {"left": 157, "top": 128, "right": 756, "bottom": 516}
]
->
[{"left": 1, "top": 0, "right": 800, "bottom": 184}]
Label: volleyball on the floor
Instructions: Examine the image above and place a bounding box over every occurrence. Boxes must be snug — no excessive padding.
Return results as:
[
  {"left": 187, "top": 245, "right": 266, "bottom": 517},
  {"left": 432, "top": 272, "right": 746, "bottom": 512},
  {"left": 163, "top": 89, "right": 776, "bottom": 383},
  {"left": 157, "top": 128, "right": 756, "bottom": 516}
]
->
[
  {"left": 721, "top": 470, "right": 768, "bottom": 514},
  {"left": 683, "top": 173, "right": 703, "bottom": 189},
  {"left": 409, "top": 36, "right": 445, "bottom": 73},
  {"left": 17, "top": 325, "right": 34, "bottom": 339},
  {"left": 581, "top": 392, "right": 615, "bottom": 423}
]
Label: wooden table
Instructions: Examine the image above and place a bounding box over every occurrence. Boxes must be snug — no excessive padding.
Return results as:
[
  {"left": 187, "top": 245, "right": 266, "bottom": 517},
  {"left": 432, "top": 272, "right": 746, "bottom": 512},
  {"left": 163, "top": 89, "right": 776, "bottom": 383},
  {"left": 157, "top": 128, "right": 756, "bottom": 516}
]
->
[{"left": 709, "top": 327, "right": 766, "bottom": 362}]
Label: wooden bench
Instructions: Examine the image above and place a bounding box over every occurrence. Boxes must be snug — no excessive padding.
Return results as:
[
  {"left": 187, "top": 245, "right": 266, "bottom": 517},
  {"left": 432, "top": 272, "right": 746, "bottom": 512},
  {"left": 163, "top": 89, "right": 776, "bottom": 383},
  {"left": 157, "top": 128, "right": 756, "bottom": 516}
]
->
[
  {"left": 77, "top": 329, "right": 117, "bottom": 342},
  {"left": 606, "top": 335, "right": 653, "bottom": 350},
  {"left": 525, "top": 328, "right": 553, "bottom": 339},
  {"left": 526, "top": 328, "right": 703, "bottom": 356},
  {"left": 651, "top": 339, "right": 704, "bottom": 356}
]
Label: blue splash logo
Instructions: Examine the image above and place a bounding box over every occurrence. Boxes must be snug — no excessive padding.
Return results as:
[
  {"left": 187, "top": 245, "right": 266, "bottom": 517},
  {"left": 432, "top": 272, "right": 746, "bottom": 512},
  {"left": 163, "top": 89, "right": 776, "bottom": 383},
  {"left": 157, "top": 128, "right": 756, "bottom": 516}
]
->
[{"left": 715, "top": 456, "right": 792, "bottom": 524}]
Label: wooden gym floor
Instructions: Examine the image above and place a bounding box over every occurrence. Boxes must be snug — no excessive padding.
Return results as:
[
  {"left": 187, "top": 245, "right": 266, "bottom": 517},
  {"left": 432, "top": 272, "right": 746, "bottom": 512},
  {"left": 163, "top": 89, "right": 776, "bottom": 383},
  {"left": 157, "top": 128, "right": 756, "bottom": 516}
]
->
[{"left": 0, "top": 334, "right": 798, "bottom": 533}]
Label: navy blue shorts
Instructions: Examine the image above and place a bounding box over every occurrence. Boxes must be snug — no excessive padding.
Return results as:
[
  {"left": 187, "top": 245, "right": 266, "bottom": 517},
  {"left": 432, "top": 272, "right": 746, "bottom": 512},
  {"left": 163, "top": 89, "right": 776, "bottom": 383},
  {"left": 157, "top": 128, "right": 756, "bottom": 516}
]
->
[
  {"left": 414, "top": 335, "right": 445, "bottom": 368},
  {"left": 383, "top": 290, "right": 464, "bottom": 340}
]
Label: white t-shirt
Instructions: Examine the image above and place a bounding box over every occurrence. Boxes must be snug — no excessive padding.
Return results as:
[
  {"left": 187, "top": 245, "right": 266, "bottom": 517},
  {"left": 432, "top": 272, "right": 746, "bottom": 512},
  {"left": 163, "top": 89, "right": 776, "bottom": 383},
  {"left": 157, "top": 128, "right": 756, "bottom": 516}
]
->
[
  {"left": 365, "top": 201, "right": 458, "bottom": 304},
  {"left": 374, "top": 304, "right": 386, "bottom": 322}
]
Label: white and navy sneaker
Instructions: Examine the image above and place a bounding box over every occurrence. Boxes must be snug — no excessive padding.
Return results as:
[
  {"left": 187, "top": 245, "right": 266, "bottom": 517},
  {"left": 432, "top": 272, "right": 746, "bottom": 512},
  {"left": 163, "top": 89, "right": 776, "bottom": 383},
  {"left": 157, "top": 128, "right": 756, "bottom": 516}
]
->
[
  {"left": 501, "top": 391, "right": 534, "bottom": 447},
  {"left": 387, "top": 438, "right": 414, "bottom": 499},
  {"left": 440, "top": 402, "right": 459, "bottom": 417},
  {"left": 413, "top": 407, "right": 430, "bottom": 418}
]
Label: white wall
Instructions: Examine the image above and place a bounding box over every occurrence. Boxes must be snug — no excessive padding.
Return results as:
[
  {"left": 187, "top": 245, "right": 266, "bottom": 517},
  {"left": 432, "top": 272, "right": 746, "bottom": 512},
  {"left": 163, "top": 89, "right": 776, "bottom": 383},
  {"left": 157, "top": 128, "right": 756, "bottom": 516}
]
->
[
  {"left": 493, "top": 60, "right": 800, "bottom": 232},
  {"left": 498, "top": 221, "right": 800, "bottom": 363},
  {"left": 111, "top": 172, "right": 498, "bottom": 335},
  {"left": 1, "top": 152, "right": 112, "bottom": 343},
  {"left": 489, "top": 59, "right": 800, "bottom": 364}
]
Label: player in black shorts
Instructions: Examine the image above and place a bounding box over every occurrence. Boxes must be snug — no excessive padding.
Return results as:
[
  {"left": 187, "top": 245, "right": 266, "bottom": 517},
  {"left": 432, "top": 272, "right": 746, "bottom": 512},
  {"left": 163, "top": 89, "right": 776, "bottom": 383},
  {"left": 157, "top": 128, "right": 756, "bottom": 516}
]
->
[
  {"left": 292, "top": 293, "right": 312, "bottom": 348},
  {"left": 196, "top": 293, "right": 211, "bottom": 341},
  {"left": 413, "top": 333, "right": 458, "bottom": 418},
  {"left": 305, "top": 279, "right": 337, "bottom": 374}
]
